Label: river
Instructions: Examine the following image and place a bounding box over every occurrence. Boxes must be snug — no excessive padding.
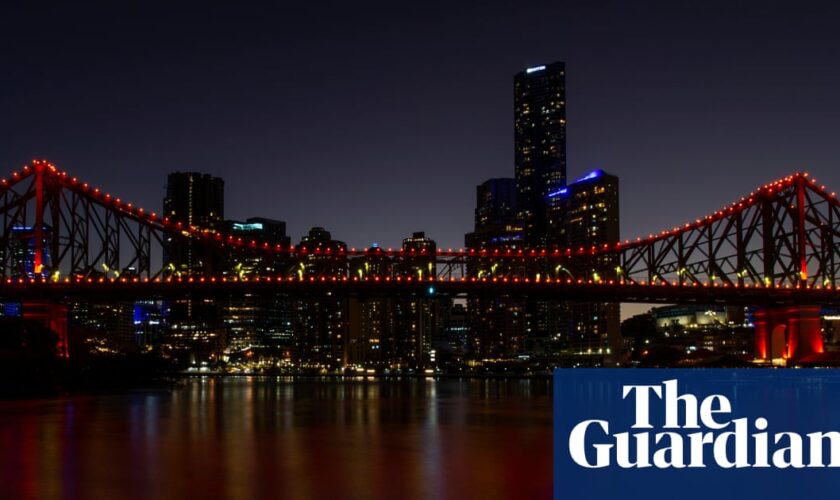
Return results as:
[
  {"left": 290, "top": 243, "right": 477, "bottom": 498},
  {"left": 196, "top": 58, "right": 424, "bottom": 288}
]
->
[{"left": 0, "top": 377, "right": 552, "bottom": 499}]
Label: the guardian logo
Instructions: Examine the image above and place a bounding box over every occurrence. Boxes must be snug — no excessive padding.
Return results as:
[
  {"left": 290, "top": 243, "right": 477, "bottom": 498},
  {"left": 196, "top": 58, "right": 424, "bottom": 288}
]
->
[{"left": 569, "top": 379, "right": 840, "bottom": 469}]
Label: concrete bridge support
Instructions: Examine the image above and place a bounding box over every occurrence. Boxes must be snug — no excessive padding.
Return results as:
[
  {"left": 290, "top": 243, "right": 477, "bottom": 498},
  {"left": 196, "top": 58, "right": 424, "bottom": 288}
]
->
[
  {"left": 753, "top": 305, "right": 822, "bottom": 362},
  {"left": 22, "top": 300, "right": 69, "bottom": 358}
]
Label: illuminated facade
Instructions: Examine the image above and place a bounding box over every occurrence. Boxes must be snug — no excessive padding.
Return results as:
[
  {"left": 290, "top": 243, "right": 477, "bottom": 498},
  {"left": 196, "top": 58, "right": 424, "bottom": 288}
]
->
[
  {"left": 7, "top": 226, "right": 51, "bottom": 279},
  {"left": 437, "top": 302, "right": 468, "bottom": 361},
  {"left": 224, "top": 217, "right": 291, "bottom": 273},
  {"left": 465, "top": 178, "right": 526, "bottom": 360},
  {"left": 163, "top": 172, "right": 225, "bottom": 273},
  {"left": 347, "top": 233, "right": 438, "bottom": 371},
  {"left": 394, "top": 232, "right": 437, "bottom": 369},
  {"left": 348, "top": 246, "right": 391, "bottom": 368},
  {"left": 513, "top": 63, "right": 567, "bottom": 350},
  {"left": 514, "top": 62, "right": 566, "bottom": 248},
  {"left": 653, "top": 305, "right": 731, "bottom": 333},
  {"left": 162, "top": 298, "right": 226, "bottom": 362},
  {"left": 162, "top": 171, "right": 226, "bottom": 362},
  {"left": 223, "top": 217, "right": 293, "bottom": 351},
  {"left": 469, "top": 297, "right": 525, "bottom": 360},
  {"left": 70, "top": 299, "right": 135, "bottom": 353},
  {"left": 647, "top": 305, "right": 752, "bottom": 357},
  {"left": 547, "top": 169, "right": 621, "bottom": 363},
  {"left": 293, "top": 227, "right": 348, "bottom": 369},
  {"left": 133, "top": 300, "right": 165, "bottom": 348},
  {"left": 548, "top": 170, "right": 619, "bottom": 247},
  {"left": 465, "top": 178, "right": 521, "bottom": 249}
]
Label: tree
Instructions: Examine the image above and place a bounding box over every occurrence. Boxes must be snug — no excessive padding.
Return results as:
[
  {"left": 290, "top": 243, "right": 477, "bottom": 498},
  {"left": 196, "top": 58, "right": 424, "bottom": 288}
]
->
[{"left": 621, "top": 312, "right": 660, "bottom": 354}]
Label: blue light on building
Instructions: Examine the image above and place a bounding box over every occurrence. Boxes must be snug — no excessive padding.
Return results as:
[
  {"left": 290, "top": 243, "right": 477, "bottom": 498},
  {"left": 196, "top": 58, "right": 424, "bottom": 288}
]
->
[
  {"left": 10, "top": 225, "right": 51, "bottom": 279},
  {"left": 3, "top": 302, "right": 21, "bottom": 317},
  {"left": 547, "top": 187, "right": 569, "bottom": 198},
  {"left": 547, "top": 170, "right": 605, "bottom": 198},
  {"left": 573, "top": 169, "right": 604, "bottom": 183}
]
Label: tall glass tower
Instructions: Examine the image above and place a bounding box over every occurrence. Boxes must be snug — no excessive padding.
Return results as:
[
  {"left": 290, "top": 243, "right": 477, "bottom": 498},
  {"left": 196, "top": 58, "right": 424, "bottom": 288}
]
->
[
  {"left": 514, "top": 61, "right": 566, "bottom": 247},
  {"left": 163, "top": 172, "right": 224, "bottom": 272}
]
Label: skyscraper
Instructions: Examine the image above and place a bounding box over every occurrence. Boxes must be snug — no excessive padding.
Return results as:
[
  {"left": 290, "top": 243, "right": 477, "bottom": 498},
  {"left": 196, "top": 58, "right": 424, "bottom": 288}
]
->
[
  {"left": 347, "top": 232, "right": 438, "bottom": 371},
  {"left": 164, "top": 172, "right": 224, "bottom": 229},
  {"left": 513, "top": 63, "right": 567, "bottom": 349},
  {"left": 224, "top": 217, "right": 291, "bottom": 275},
  {"left": 394, "top": 232, "right": 437, "bottom": 369},
  {"left": 223, "top": 217, "right": 293, "bottom": 352},
  {"left": 293, "top": 227, "right": 348, "bottom": 370},
  {"left": 464, "top": 179, "right": 526, "bottom": 361},
  {"left": 161, "top": 172, "right": 226, "bottom": 363},
  {"left": 347, "top": 245, "right": 392, "bottom": 369},
  {"left": 547, "top": 169, "right": 621, "bottom": 364},
  {"left": 163, "top": 172, "right": 225, "bottom": 273},
  {"left": 514, "top": 62, "right": 566, "bottom": 248},
  {"left": 465, "top": 178, "right": 521, "bottom": 249}
]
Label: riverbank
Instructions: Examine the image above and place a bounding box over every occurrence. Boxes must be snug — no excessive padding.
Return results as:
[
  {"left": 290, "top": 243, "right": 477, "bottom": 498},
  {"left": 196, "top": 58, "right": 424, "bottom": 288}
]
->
[{"left": 0, "top": 354, "right": 180, "bottom": 398}]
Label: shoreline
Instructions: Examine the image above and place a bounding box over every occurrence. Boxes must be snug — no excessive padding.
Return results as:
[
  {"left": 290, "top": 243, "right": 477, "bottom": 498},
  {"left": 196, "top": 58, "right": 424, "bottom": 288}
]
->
[{"left": 179, "top": 371, "right": 554, "bottom": 380}]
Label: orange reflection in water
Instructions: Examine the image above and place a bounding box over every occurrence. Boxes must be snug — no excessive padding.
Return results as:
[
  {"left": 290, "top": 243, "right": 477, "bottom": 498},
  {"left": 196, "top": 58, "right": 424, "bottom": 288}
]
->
[{"left": 0, "top": 378, "right": 552, "bottom": 500}]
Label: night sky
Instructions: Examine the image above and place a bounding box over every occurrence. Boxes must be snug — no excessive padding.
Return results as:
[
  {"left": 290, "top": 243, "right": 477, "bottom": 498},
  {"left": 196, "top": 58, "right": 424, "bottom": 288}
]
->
[{"left": 3, "top": 1, "right": 840, "bottom": 253}]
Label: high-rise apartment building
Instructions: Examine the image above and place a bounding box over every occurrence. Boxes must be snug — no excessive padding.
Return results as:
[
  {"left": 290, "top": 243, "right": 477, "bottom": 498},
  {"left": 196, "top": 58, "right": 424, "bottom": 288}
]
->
[
  {"left": 464, "top": 178, "right": 526, "bottom": 361},
  {"left": 347, "top": 245, "right": 391, "bottom": 369},
  {"left": 394, "top": 232, "right": 437, "bottom": 368},
  {"left": 513, "top": 62, "right": 567, "bottom": 352},
  {"left": 465, "top": 178, "right": 521, "bottom": 249},
  {"left": 347, "top": 232, "right": 438, "bottom": 371},
  {"left": 293, "top": 227, "right": 348, "bottom": 370},
  {"left": 514, "top": 62, "right": 566, "bottom": 248},
  {"left": 547, "top": 169, "right": 621, "bottom": 363}
]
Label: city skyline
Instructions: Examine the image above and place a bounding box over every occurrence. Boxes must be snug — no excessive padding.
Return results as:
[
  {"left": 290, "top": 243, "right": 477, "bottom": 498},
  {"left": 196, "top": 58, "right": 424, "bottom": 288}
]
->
[
  {"left": 3, "top": 2, "right": 840, "bottom": 251},
  {"left": 4, "top": 5, "right": 840, "bottom": 499}
]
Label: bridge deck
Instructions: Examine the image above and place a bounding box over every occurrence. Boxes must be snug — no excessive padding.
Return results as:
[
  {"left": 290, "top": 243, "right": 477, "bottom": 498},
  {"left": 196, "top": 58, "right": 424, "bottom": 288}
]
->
[{"left": 1, "top": 278, "right": 837, "bottom": 306}]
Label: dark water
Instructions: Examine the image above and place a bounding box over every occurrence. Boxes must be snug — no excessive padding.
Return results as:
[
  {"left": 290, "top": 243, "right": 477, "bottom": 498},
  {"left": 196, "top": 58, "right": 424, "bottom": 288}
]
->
[{"left": 0, "top": 377, "right": 552, "bottom": 500}]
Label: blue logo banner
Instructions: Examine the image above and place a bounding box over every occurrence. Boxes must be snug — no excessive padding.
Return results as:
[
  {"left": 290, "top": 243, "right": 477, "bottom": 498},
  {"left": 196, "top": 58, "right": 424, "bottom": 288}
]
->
[{"left": 554, "top": 369, "right": 840, "bottom": 500}]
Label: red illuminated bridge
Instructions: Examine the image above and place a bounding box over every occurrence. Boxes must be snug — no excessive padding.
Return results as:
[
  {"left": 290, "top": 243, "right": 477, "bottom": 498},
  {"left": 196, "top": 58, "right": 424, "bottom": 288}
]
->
[{"left": 2, "top": 160, "right": 840, "bottom": 362}]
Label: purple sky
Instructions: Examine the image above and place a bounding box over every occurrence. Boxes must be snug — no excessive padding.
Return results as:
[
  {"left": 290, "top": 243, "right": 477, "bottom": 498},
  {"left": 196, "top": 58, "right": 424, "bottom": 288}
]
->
[{"left": 2, "top": 1, "right": 840, "bottom": 258}]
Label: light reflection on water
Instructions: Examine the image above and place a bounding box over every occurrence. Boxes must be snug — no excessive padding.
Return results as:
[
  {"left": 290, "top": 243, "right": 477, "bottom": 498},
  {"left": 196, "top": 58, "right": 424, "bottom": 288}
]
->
[{"left": 0, "top": 377, "right": 552, "bottom": 500}]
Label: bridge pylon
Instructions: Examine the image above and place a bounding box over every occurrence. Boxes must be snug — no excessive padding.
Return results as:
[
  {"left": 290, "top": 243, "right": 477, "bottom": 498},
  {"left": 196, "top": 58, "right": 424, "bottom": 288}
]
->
[
  {"left": 22, "top": 300, "right": 69, "bottom": 358},
  {"left": 753, "top": 305, "right": 822, "bottom": 363}
]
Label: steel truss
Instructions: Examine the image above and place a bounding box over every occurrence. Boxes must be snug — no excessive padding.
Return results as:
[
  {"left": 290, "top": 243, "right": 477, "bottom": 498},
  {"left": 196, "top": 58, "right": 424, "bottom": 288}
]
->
[
  {"left": 614, "top": 174, "right": 840, "bottom": 289},
  {"left": 1, "top": 163, "right": 839, "bottom": 299}
]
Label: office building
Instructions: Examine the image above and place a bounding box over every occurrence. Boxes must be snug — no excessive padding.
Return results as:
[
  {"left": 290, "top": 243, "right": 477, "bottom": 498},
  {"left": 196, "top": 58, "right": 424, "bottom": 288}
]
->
[
  {"left": 223, "top": 217, "right": 293, "bottom": 351},
  {"left": 133, "top": 300, "right": 166, "bottom": 349},
  {"left": 163, "top": 172, "right": 225, "bottom": 273},
  {"left": 161, "top": 172, "right": 226, "bottom": 363}
]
